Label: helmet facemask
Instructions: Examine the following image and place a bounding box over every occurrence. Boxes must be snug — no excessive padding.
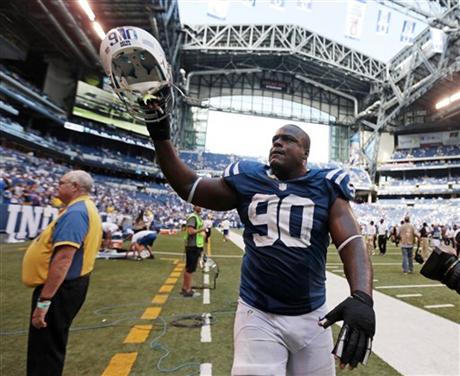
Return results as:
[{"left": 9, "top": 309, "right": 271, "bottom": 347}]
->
[
  {"left": 100, "top": 27, "right": 175, "bottom": 124},
  {"left": 110, "top": 48, "right": 174, "bottom": 123}
]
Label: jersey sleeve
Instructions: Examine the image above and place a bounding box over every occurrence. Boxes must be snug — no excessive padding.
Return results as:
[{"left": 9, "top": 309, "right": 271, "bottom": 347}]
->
[
  {"left": 324, "top": 168, "right": 355, "bottom": 202},
  {"left": 186, "top": 216, "right": 197, "bottom": 228},
  {"left": 52, "top": 209, "right": 89, "bottom": 250},
  {"left": 222, "top": 161, "right": 243, "bottom": 192}
]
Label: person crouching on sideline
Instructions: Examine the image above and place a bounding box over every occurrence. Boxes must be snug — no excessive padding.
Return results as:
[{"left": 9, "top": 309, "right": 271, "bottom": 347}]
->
[
  {"left": 22, "top": 170, "right": 102, "bottom": 376},
  {"left": 129, "top": 229, "right": 157, "bottom": 259}
]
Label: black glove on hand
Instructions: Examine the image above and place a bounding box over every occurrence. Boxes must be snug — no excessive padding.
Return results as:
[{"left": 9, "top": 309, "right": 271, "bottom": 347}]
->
[
  {"left": 146, "top": 115, "right": 171, "bottom": 141},
  {"left": 319, "top": 290, "right": 375, "bottom": 368}
]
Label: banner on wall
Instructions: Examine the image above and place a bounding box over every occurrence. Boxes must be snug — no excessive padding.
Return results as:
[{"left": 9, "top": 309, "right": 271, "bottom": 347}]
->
[
  {"left": 345, "top": 0, "right": 367, "bottom": 40},
  {"left": 397, "top": 131, "right": 459, "bottom": 149},
  {"left": 0, "top": 204, "right": 59, "bottom": 242}
]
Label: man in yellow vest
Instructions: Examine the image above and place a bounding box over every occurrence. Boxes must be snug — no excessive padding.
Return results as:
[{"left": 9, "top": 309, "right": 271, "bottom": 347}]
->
[
  {"left": 182, "top": 205, "right": 206, "bottom": 297},
  {"left": 22, "top": 170, "right": 102, "bottom": 376}
]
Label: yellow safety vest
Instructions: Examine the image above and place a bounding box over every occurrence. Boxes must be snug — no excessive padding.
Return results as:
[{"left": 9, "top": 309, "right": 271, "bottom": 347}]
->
[{"left": 185, "top": 213, "right": 204, "bottom": 248}]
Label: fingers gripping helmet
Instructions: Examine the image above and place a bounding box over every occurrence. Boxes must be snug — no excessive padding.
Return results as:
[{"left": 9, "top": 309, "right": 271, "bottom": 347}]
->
[{"left": 100, "top": 26, "right": 174, "bottom": 123}]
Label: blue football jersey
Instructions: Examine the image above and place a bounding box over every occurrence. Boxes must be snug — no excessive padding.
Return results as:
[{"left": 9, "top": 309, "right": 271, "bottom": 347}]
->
[{"left": 223, "top": 161, "right": 354, "bottom": 315}]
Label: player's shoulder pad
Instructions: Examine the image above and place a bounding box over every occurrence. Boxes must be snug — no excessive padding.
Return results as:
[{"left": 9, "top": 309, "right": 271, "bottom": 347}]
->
[
  {"left": 222, "top": 160, "right": 264, "bottom": 178},
  {"left": 323, "top": 168, "right": 355, "bottom": 200}
]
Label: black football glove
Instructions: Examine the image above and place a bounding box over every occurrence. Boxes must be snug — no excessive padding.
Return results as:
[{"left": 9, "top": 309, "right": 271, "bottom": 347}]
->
[
  {"left": 319, "top": 290, "right": 375, "bottom": 368},
  {"left": 146, "top": 115, "right": 171, "bottom": 141}
]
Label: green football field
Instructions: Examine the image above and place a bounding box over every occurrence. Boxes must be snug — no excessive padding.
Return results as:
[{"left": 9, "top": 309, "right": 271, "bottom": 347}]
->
[{"left": 1, "top": 232, "right": 458, "bottom": 375}]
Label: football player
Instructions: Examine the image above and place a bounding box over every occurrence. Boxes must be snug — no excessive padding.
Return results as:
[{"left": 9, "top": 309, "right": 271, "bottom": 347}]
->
[{"left": 100, "top": 27, "right": 375, "bottom": 375}]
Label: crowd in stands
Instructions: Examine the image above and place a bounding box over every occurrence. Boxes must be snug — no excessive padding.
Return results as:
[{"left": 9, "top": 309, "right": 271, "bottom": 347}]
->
[
  {"left": 380, "top": 176, "right": 459, "bottom": 186},
  {"left": 0, "top": 116, "right": 157, "bottom": 176},
  {"left": 0, "top": 145, "right": 241, "bottom": 235},
  {"left": 351, "top": 198, "right": 459, "bottom": 232},
  {"left": 179, "top": 150, "right": 241, "bottom": 171},
  {"left": 3, "top": 143, "right": 458, "bottom": 242},
  {"left": 391, "top": 145, "right": 460, "bottom": 160},
  {"left": 378, "top": 176, "right": 460, "bottom": 195},
  {"left": 0, "top": 64, "right": 62, "bottom": 110}
]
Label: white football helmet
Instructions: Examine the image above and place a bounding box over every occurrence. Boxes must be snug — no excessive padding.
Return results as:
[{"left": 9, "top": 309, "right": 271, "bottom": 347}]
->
[{"left": 100, "top": 26, "right": 174, "bottom": 123}]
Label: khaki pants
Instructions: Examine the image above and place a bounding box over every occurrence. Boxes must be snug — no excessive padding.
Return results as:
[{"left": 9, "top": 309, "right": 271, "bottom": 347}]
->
[
  {"left": 366, "top": 235, "right": 375, "bottom": 255},
  {"left": 420, "top": 238, "right": 431, "bottom": 261}
]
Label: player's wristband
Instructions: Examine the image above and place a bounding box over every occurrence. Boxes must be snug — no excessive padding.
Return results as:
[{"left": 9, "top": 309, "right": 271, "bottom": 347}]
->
[{"left": 36, "top": 300, "right": 51, "bottom": 310}]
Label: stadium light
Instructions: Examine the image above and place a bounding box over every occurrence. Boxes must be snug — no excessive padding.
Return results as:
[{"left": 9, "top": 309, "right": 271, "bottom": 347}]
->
[
  {"left": 78, "top": 0, "right": 96, "bottom": 22},
  {"left": 93, "top": 22, "right": 106, "bottom": 40},
  {"left": 435, "top": 90, "right": 460, "bottom": 110}
]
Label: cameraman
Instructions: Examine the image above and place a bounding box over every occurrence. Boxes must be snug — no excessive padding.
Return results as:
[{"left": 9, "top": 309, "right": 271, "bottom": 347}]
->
[{"left": 421, "top": 245, "right": 460, "bottom": 294}]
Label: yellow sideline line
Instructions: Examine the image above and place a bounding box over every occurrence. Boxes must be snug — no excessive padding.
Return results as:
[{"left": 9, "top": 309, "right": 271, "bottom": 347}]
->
[
  {"left": 152, "top": 294, "right": 168, "bottom": 304},
  {"left": 159, "top": 284, "right": 174, "bottom": 293},
  {"left": 170, "top": 271, "right": 181, "bottom": 277},
  {"left": 207, "top": 238, "right": 212, "bottom": 256},
  {"left": 124, "top": 325, "right": 153, "bottom": 344},
  {"left": 101, "top": 259, "right": 181, "bottom": 375},
  {"left": 141, "top": 307, "right": 162, "bottom": 320},
  {"left": 101, "top": 352, "right": 137, "bottom": 376}
]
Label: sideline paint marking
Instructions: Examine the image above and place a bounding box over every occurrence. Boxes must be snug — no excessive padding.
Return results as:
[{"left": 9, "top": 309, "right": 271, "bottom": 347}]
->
[
  {"left": 200, "top": 363, "right": 212, "bottom": 376},
  {"left": 165, "top": 277, "right": 178, "bottom": 284},
  {"left": 155, "top": 251, "right": 243, "bottom": 259},
  {"left": 141, "top": 307, "right": 162, "bottom": 320},
  {"left": 124, "top": 325, "right": 152, "bottom": 344},
  {"left": 424, "top": 304, "right": 455, "bottom": 309},
  {"left": 203, "top": 268, "right": 210, "bottom": 304},
  {"left": 376, "top": 284, "right": 443, "bottom": 289},
  {"left": 396, "top": 293, "right": 422, "bottom": 298},
  {"left": 207, "top": 238, "right": 212, "bottom": 256},
  {"left": 203, "top": 289, "right": 210, "bottom": 305},
  {"left": 159, "top": 284, "right": 174, "bottom": 293},
  {"left": 152, "top": 294, "right": 168, "bottom": 304},
  {"left": 170, "top": 271, "right": 181, "bottom": 277},
  {"left": 201, "top": 313, "right": 212, "bottom": 343},
  {"left": 102, "top": 352, "right": 137, "bottom": 376}
]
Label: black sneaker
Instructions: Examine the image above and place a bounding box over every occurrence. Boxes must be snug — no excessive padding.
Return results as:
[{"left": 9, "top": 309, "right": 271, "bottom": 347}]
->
[{"left": 182, "top": 290, "right": 200, "bottom": 297}]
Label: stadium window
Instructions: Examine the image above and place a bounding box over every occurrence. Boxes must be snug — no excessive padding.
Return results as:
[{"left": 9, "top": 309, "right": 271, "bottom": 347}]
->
[
  {"left": 242, "top": 0, "right": 256, "bottom": 6},
  {"left": 297, "top": 0, "right": 312, "bottom": 11},
  {"left": 207, "top": 0, "right": 230, "bottom": 20},
  {"left": 400, "top": 20, "right": 416, "bottom": 44},
  {"left": 270, "top": 0, "right": 285, "bottom": 10},
  {"left": 376, "top": 9, "right": 391, "bottom": 34}
]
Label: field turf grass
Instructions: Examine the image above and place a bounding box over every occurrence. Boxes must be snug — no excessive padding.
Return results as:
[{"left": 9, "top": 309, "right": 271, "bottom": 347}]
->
[{"left": 1, "top": 232, "right": 458, "bottom": 375}]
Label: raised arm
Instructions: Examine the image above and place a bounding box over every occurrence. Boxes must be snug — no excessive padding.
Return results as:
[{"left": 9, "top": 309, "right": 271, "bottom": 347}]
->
[
  {"left": 150, "top": 118, "right": 238, "bottom": 211},
  {"left": 328, "top": 198, "right": 373, "bottom": 295}
]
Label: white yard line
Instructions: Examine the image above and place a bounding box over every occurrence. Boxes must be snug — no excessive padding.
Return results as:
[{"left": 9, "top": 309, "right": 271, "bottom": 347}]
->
[
  {"left": 376, "top": 284, "right": 444, "bottom": 289},
  {"left": 328, "top": 262, "right": 402, "bottom": 266},
  {"left": 203, "top": 266, "right": 210, "bottom": 305},
  {"left": 396, "top": 293, "right": 423, "bottom": 298},
  {"left": 200, "top": 313, "right": 212, "bottom": 343},
  {"left": 200, "top": 363, "right": 212, "bottom": 376},
  {"left": 155, "top": 251, "right": 243, "bottom": 259},
  {"left": 424, "top": 304, "right": 455, "bottom": 309}
]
